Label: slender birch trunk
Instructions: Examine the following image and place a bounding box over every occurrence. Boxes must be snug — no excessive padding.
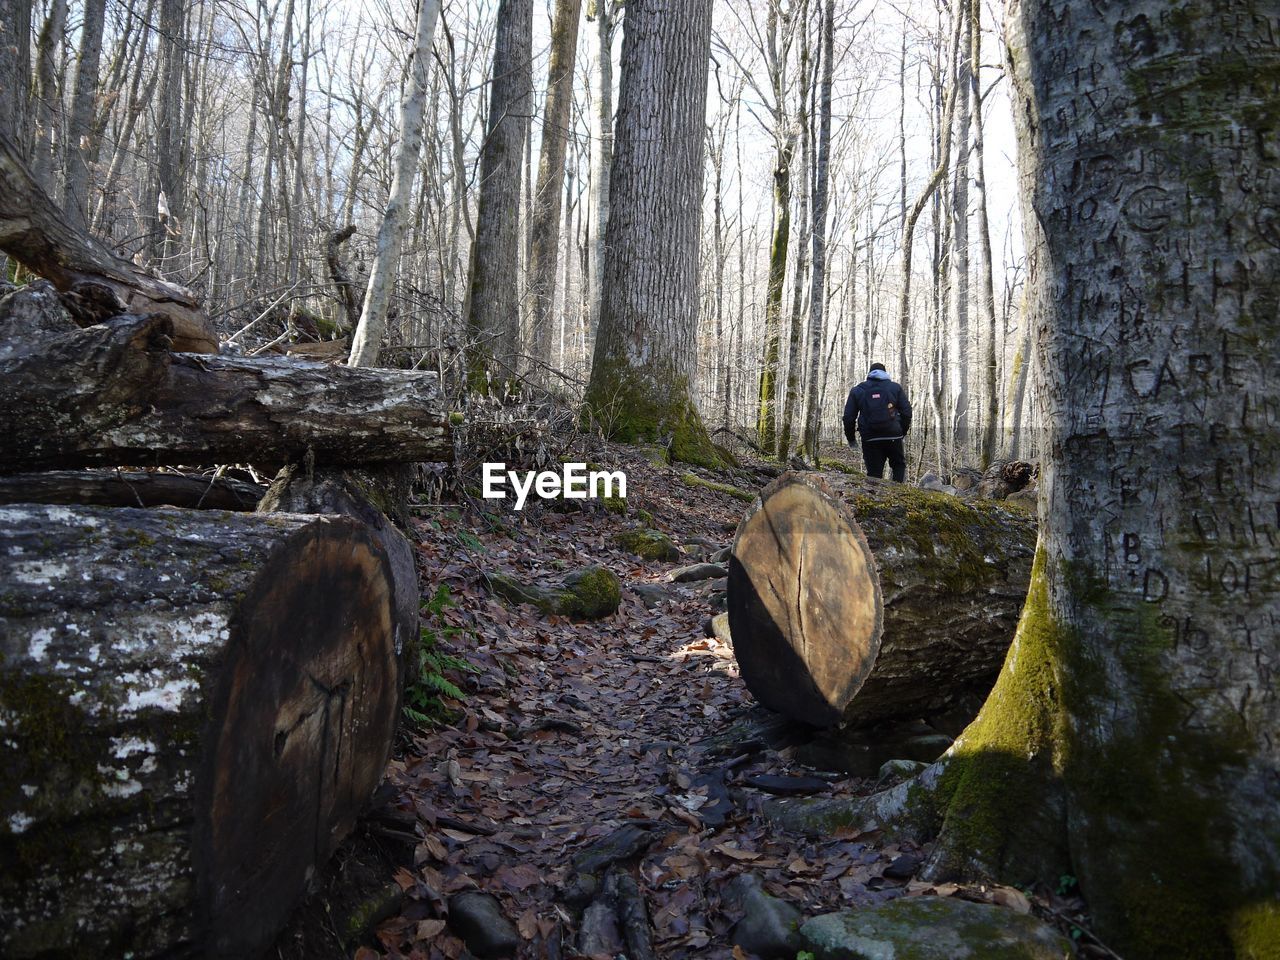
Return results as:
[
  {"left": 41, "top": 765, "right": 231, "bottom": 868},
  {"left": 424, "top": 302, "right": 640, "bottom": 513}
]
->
[{"left": 347, "top": 0, "right": 441, "bottom": 368}]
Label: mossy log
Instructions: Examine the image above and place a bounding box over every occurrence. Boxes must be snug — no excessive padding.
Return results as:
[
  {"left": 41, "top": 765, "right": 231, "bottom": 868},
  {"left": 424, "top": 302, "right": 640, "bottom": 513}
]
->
[
  {"left": 728, "top": 472, "right": 1036, "bottom": 729},
  {"left": 0, "top": 470, "right": 266, "bottom": 511},
  {"left": 0, "top": 504, "right": 409, "bottom": 959},
  {"left": 0, "top": 314, "right": 452, "bottom": 474}
]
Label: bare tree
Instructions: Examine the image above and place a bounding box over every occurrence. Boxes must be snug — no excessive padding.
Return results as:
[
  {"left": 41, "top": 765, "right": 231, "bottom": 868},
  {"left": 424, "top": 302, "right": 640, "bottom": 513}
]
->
[{"left": 348, "top": 0, "right": 442, "bottom": 368}]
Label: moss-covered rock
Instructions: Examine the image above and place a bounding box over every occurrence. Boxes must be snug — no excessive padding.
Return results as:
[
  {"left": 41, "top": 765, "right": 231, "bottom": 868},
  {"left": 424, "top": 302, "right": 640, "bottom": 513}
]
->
[
  {"left": 799, "top": 896, "right": 1075, "bottom": 960},
  {"left": 487, "top": 565, "right": 621, "bottom": 620},
  {"left": 613, "top": 528, "right": 681, "bottom": 562}
]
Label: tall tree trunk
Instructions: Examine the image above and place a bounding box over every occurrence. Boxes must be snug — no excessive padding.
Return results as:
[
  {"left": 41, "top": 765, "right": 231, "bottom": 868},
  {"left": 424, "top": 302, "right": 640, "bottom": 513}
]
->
[
  {"left": 31, "top": 0, "right": 67, "bottom": 193},
  {"left": 922, "top": 4, "right": 1280, "bottom": 958},
  {"left": 0, "top": 0, "right": 32, "bottom": 149},
  {"left": 528, "top": 0, "right": 583, "bottom": 375},
  {"left": 464, "top": 0, "right": 534, "bottom": 391},
  {"left": 948, "top": 3, "right": 973, "bottom": 461},
  {"left": 757, "top": 135, "right": 793, "bottom": 456},
  {"left": 777, "top": 0, "right": 813, "bottom": 462},
  {"left": 581, "top": 0, "right": 718, "bottom": 467},
  {"left": 972, "top": 0, "right": 1000, "bottom": 470},
  {"left": 347, "top": 0, "right": 441, "bottom": 368},
  {"left": 63, "top": 0, "right": 106, "bottom": 231},
  {"left": 585, "top": 0, "right": 616, "bottom": 358},
  {"left": 149, "top": 0, "right": 184, "bottom": 264},
  {"left": 800, "top": 0, "right": 834, "bottom": 463}
]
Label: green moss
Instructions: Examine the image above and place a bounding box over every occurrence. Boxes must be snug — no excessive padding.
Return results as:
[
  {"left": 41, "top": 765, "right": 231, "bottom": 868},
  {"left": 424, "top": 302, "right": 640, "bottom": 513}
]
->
[
  {"left": 601, "top": 495, "right": 628, "bottom": 515},
  {"left": 340, "top": 884, "right": 403, "bottom": 945},
  {"left": 560, "top": 565, "right": 622, "bottom": 619},
  {"left": 679, "top": 472, "right": 755, "bottom": 503},
  {"left": 635, "top": 508, "right": 655, "bottom": 526},
  {"left": 613, "top": 528, "right": 680, "bottom": 562},
  {"left": 582, "top": 359, "right": 724, "bottom": 468},
  {"left": 448, "top": 411, "right": 465, "bottom": 426},
  {"left": 1231, "top": 902, "right": 1280, "bottom": 960},
  {"left": 928, "top": 545, "right": 1070, "bottom": 884}
]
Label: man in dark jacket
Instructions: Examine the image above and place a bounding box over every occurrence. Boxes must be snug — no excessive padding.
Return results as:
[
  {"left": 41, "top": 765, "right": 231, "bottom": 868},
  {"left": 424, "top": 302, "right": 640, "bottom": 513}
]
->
[{"left": 843, "top": 363, "right": 912, "bottom": 482}]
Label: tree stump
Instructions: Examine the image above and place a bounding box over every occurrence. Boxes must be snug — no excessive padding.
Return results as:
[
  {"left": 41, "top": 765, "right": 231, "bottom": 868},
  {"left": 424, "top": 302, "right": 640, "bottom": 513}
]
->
[
  {"left": 0, "top": 504, "right": 409, "bottom": 959},
  {"left": 728, "top": 472, "right": 1037, "bottom": 728}
]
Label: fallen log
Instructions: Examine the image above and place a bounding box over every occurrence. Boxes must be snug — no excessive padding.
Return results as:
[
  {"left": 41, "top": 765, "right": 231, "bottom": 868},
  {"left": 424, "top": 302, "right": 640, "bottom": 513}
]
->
[
  {"left": 0, "top": 314, "right": 453, "bottom": 473},
  {"left": 0, "top": 503, "right": 408, "bottom": 959},
  {"left": 0, "top": 131, "right": 217, "bottom": 353},
  {"left": 728, "top": 472, "right": 1036, "bottom": 729},
  {"left": 0, "top": 470, "right": 266, "bottom": 510}
]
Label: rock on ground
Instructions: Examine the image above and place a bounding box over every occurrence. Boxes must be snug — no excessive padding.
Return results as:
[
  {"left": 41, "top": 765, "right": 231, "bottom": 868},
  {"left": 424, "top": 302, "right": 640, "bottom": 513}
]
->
[{"left": 800, "top": 896, "right": 1075, "bottom": 960}]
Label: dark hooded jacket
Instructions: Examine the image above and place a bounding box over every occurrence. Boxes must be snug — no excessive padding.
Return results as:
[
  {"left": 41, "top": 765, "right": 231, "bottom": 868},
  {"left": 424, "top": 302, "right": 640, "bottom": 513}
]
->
[{"left": 843, "top": 370, "right": 912, "bottom": 444}]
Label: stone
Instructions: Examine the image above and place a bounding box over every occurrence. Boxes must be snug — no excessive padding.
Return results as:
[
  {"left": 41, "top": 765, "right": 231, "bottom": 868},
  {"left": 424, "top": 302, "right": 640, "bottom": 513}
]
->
[
  {"left": 710, "top": 546, "right": 732, "bottom": 563},
  {"left": 614, "top": 527, "right": 682, "bottom": 562},
  {"left": 578, "top": 898, "right": 624, "bottom": 955},
  {"left": 877, "top": 759, "right": 929, "bottom": 781},
  {"left": 723, "top": 873, "right": 803, "bottom": 959},
  {"left": 448, "top": 892, "right": 521, "bottom": 958},
  {"left": 744, "top": 774, "right": 832, "bottom": 796},
  {"left": 881, "top": 854, "right": 923, "bottom": 881},
  {"left": 0, "top": 281, "right": 78, "bottom": 351},
  {"left": 669, "top": 562, "right": 728, "bottom": 583},
  {"left": 917, "top": 472, "right": 946, "bottom": 492},
  {"left": 708, "top": 612, "right": 732, "bottom": 644},
  {"left": 487, "top": 564, "right": 620, "bottom": 620},
  {"left": 631, "top": 582, "right": 672, "bottom": 608},
  {"left": 799, "top": 896, "right": 1075, "bottom": 960}
]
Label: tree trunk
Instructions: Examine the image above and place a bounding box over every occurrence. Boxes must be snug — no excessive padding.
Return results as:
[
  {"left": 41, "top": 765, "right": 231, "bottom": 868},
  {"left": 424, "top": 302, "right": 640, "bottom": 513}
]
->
[
  {"left": 922, "top": 3, "right": 1280, "bottom": 957},
  {"left": 585, "top": 0, "right": 615, "bottom": 355},
  {"left": 948, "top": 2, "right": 973, "bottom": 461},
  {"left": 0, "top": 315, "right": 452, "bottom": 472},
  {"left": 63, "top": 0, "right": 107, "bottom": 232},
  {"left": 581, "top": 0, "right": 719, "bottom": 466},
  {"left": 800, "top": 0, "right": 834, "bottom": 464},
  {"left": 972, "top": 0, "right": 1000, "bottom": 470},
  {"left": 528, "top": 0, "right": 583, "bottom": 374},
  {"left": 464, "top": 0, "right": 533, "bottom": 391},
  {"left": 0, "top": 0, "right": 32, "bottom": 148},
  {"left": 0, "top": 132, "right": 217, "bottom": 353},
  {"left": 728, "top": 472, "right": 1036, "bottom": 729},
  {"left": 0, "top": 470, "right": 265, "bottom": 511},
  {"left": 0, "top": 504, "right": 407, "bottom": 959},
  {"left": 348, "top": 0, "right": 442, "bottom": 368}
]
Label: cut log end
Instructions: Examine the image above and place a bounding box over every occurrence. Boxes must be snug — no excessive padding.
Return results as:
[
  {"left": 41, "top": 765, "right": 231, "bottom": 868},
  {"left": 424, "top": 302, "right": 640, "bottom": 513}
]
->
[
  {"left": 0, "top": 505, "right": 406, "bottom": 959},
  {"left": 728, "top": 473, "right": 884, "bottom": 728}
]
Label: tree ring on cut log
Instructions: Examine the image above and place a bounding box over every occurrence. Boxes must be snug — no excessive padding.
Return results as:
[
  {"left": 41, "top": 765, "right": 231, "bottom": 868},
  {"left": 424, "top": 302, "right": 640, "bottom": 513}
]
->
[
  {"left": 728, "top": 473, "right": 883, "bottom": 727},
  {"left": 194, "top": 520, "right": 401, "bottom": 958}
]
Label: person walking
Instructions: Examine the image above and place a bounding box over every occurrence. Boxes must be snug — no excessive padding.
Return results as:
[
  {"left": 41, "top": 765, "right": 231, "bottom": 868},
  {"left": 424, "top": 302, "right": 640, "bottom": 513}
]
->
[{"left": 843, "top": 363, "right": 912, "bottom": 482}]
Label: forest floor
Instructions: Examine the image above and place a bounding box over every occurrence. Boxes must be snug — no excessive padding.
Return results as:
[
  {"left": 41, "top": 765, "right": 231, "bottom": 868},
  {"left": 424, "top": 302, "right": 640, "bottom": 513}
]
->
[{"left": 276, "top": 442, "right": 1096, "bottom": 960}]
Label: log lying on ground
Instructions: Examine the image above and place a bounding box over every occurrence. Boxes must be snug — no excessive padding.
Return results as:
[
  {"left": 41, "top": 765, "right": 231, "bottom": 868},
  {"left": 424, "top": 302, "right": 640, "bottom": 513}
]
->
[
  {"left": 0, "top": 470, "right": 266, "bottom": 510},
  {"left": 0, "top": 503, "right": 409, "bottom": 959},
  {"left": 0, "top": 314, "right": 453, "bottom": 473},
  {"left": 0, "top": 132, "right": 217, "bottom": 353},
  {"left": 728, "top": 472, "right": 1036, "bottom": 729}
]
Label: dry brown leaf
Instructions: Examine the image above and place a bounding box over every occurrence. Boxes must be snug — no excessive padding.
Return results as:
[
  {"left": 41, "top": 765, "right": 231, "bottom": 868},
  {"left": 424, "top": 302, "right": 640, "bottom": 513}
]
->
[
  {"left": 440, "top": 828, "right": 477, "bottom": 843},
  {"left": 989, "top": 885, "right": 1033, "bottom": 914},
  {"left": 415, "top": 919, "right": 447, "bottom": 940},
  {"left": 394, "top": 867, "right": 416, "bottom": 891},
  {"left": 516, "top": 907, "right": 539, "bottom": 940},
  {"left": 714, "top": 843, "right": 761, "bottom": 861}
]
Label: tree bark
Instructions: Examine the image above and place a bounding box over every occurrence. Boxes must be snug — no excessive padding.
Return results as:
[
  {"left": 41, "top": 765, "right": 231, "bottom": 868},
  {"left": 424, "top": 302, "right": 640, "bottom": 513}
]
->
[
  {"left": 582, "top": 0, "right": 717, "bottom": 465},
  {"left": 922, "top": 3, "right": 1280, "bottom": 957},
  {"left": 528, "top": 0, "right": 583, "bottom": 374},
  {"left": 0, "top": 470, "right": 265, "bottom": 511},
  {"left": 347, "top": 0, "right": 442, "bottom": 368},
  {"left": 0, "top": 132, "right": 217, "bottom": 353},
  {"left": 0, "top": 504, "right": 407, "bottom": 959},
  {"left": 465, "top": 0, "right": 534, "bottom": 390},
  {"left": 0, "top": 315, "right": 452, "bottom": 472},
  {"left": 63, "top": 0, "right": 107, "bottom": 232},
  {"left": 0, "top": 0, "right": 32, "bottom": 148},
  {"left": 728, "top": 472, "right": 1036, "bottom": 729}
]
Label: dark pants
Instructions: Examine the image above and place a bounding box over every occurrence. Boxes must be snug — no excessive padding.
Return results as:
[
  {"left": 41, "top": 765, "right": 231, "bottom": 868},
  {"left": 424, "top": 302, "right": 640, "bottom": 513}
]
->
[{"left": 862, "top": 438, "right": 906, "bottom": 483}]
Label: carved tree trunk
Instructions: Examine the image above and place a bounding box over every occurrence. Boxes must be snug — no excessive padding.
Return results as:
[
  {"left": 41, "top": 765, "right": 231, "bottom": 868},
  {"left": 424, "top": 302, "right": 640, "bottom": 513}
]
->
[
  {"left": 0, "top": 504, "right": 408, "bottom": 959},
  {"left": 728, "top": 472, "right": 1036, "bottom": 729},
  {"left": 920, "top": 3, "right": 1280, "bottom": 957}
]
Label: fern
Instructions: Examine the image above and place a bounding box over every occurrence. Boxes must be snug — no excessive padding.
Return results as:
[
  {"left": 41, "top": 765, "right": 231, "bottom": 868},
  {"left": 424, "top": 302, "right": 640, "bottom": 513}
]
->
[{"left": 402, "top": 585, "right": 477, "bottom": 728}]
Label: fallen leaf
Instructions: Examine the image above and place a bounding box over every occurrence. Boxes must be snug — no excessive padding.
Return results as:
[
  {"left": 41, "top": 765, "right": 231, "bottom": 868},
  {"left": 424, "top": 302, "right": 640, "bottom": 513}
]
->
[
  {"left": 516, "top": 907, "right": 538, "bottom": 939},
  {"left": 990, "top": 885, "right": 1033, "bottom": 914},
  {"left": 714, "top": 843, "right": 761, "bottom": 861},
  {"left": 415, "top": 919, "right": 447, "bottom": 940},
  {"left": 394, "top": 867, "right": 416, "bottom": 891}
]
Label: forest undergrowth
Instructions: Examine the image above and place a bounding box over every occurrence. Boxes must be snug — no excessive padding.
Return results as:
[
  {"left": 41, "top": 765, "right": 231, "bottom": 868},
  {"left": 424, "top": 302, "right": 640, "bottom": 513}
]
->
[{"left": 277, "top": 443, "right": 1103, "bottom": 960}]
